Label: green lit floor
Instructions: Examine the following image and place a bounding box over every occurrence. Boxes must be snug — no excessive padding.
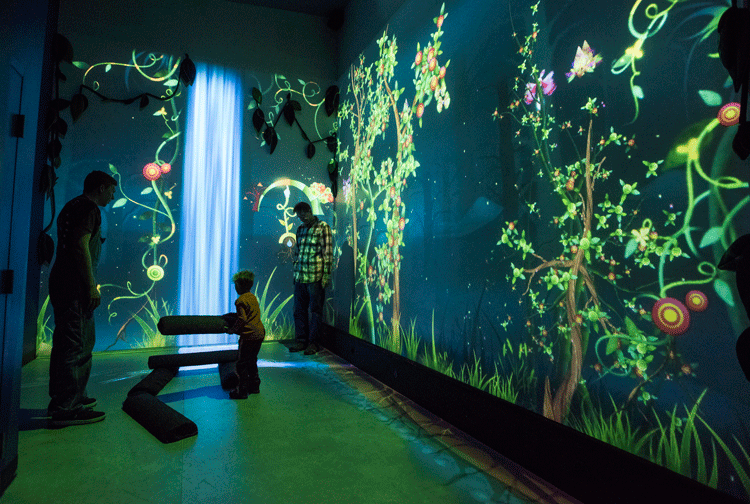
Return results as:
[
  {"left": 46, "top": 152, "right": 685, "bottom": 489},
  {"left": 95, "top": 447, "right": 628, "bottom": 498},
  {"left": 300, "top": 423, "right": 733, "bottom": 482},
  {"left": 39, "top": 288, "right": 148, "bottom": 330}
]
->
[{"left": 3, "top": 342, "right": 577, "bottom": 504}]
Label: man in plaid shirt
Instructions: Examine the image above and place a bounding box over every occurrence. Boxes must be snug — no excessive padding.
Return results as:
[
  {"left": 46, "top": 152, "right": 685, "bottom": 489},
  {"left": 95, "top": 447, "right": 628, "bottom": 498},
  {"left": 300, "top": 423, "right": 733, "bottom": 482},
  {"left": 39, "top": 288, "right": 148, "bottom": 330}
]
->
[{"left": 289, "top": 201, "right": 333, "bottom": 355}]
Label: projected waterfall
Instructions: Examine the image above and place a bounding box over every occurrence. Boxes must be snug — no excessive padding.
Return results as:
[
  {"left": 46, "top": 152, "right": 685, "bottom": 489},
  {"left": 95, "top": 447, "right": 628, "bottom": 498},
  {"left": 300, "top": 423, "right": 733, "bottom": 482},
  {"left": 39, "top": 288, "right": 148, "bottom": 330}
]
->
[{"left": 178, "top": 63, "right": 242, "bottom": 346}]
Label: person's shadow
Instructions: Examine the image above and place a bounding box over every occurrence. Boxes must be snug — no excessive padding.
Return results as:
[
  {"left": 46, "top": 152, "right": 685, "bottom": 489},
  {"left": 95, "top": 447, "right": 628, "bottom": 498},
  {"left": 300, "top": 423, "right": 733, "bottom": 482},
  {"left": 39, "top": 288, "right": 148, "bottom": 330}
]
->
[
  {"left": 19, "top": 409, "right": 53, "bottom": 431},
  {"left": 719, "top": 234, "right": 750, "bottom": 380}
]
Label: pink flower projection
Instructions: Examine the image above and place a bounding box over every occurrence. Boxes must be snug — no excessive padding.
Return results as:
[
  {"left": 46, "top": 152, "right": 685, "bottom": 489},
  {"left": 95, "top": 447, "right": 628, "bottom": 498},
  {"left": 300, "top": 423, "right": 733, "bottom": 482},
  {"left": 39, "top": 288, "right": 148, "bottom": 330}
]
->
[
  {"left": 524, "top": 70, "right": 556, "bottom": 105},
  {"left": 142, "top": 163, "right": 161, "bottom": 181}
]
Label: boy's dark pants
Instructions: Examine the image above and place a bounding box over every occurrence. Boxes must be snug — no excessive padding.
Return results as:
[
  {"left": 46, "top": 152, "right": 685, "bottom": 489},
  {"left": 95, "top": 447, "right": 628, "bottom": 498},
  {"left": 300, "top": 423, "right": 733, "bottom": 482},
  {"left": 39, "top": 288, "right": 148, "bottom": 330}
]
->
[
  {"left": 236, "top": 338, "right": 263, "bottom": 391},
  {"left": 48, "top": 298, "right": 95, "bottom": 414}
]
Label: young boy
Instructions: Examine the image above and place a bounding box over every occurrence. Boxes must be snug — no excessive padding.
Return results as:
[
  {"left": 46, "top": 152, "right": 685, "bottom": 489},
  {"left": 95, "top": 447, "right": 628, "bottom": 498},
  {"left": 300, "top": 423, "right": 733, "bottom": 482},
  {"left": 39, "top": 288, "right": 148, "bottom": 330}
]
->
[{"left": 227, "top": 270, "right": 266, "bottom": 399}]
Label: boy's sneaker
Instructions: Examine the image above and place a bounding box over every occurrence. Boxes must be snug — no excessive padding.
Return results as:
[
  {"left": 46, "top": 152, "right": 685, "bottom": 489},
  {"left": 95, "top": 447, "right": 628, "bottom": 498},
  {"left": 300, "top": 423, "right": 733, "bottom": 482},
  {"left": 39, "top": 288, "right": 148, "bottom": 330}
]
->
[
  {"left": 49, "top": 409, "right": 105, "bottom": 427},
  {"left": 229, "top": 388, "right": 248, "bottom": 400},
  {"left": 303, "top": 343, "right": 321, "bottom": 355},
  {"left": 288, "top": 341, "right": 308, "bottom": 352}
]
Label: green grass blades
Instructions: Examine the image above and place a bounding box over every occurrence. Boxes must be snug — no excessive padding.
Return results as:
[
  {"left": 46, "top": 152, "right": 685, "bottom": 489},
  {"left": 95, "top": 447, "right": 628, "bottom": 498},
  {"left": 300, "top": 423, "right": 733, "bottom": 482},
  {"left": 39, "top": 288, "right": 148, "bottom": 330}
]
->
[{"left": 36, "top": 295, "right": 53, "bottom": 355}]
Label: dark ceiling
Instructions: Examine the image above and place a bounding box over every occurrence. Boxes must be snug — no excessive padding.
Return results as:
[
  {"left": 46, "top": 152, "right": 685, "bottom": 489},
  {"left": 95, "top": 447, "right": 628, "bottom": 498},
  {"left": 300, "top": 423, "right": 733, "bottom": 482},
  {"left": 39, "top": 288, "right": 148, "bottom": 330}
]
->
[{"left": 225, "top": 0, "right": 351, "bottom": 17}]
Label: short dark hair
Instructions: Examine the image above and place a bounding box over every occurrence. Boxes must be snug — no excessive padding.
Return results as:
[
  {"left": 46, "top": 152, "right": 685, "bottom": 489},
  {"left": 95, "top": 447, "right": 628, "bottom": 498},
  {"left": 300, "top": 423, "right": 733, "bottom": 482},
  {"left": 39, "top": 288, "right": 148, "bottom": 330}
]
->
[
  {"left": 293, "top": 201, "right": 311, "bottom": 213},
  {"left": 83, "top": 170, "right": 117, "bottom": 194},
  {"left": 232, "top": 270, "right": 255, "bottom": 293}
]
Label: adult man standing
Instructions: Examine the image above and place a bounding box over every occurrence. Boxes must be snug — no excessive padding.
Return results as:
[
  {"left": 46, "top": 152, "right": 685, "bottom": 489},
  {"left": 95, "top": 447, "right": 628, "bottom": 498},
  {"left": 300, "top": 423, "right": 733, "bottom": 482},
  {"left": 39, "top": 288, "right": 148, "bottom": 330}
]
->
[
  {"left": 290, "top": 201, "right": 332, "bottom": 355},
  {"left": 47, "top": 170, "right": 116, "bottom": 427}
]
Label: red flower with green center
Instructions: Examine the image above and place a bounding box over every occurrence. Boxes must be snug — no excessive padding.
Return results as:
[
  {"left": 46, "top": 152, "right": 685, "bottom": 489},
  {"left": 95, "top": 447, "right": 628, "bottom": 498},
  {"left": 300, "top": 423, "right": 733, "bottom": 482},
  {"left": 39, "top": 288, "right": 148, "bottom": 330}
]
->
[
  {"left": 428, "top": 58, "right": 437, "bottom": 72},
  {"left": 439, "top": 66, "right": 446, "bottom": 79},
  {"left": 428, "top": 47, "right": 435, "bottom": 60},
  {"left": 398, "top": 217, "right": 405, "bottom": 230},
  {"left": 416, "top": 103, "right": 425, "bottom": 118},
  {"left": 436, "top": 15, "right": 444, "bottom": 28},
  {"left": 415, "top": 51, "right": 423, "bottom": 65},
  {"left": 430, "top": 76, "right": 438, "bottom": 91}
]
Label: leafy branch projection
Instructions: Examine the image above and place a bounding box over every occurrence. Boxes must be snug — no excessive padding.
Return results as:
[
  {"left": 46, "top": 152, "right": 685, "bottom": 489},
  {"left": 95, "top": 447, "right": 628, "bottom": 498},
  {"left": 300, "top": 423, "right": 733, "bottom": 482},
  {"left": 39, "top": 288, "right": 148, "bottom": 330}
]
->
[
  {"left": 496, "top": 1, "right": 748, "bottom": 424},
  {"left": 339, "top": 3, "right": 451, "bottom": 345},
  {"left": 248, "top": 76, "right": 339, "bottom": 157},
  {"left": 610, "top": 0, "right": 680, "bottom": 124},
  {"left": 43, "top": 39, "right": 195, "bottom": 347}
]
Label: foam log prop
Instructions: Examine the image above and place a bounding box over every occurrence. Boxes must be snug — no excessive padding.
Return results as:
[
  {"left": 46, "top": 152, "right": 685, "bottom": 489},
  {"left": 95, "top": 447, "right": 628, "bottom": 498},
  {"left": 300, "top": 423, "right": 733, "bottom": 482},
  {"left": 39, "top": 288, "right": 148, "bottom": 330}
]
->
[
  {"left": 122, "top": 393, "right": 198, "bottom": 443},
  {"left": 147, "top": 350, "right": 239, "bottom": 370},
  {"left": 128, "top": 367, "right": 178, "bottom": 397},
  {"left": 157, "top": 315, "right": 234, "bottom": 335},
  {"left": 218, "top": 361, "right": 239, "bottom": 390}
]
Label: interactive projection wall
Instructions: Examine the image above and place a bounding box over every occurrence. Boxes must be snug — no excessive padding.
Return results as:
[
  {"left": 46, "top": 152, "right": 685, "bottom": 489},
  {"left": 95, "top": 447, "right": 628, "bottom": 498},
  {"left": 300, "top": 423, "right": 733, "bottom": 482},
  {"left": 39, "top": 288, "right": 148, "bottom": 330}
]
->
[
  {"left": 331, "top": 0, "right": 750, "bottom": 500},
  {"left": 38, "top": 40, "right": 338, "bottom": 353}
]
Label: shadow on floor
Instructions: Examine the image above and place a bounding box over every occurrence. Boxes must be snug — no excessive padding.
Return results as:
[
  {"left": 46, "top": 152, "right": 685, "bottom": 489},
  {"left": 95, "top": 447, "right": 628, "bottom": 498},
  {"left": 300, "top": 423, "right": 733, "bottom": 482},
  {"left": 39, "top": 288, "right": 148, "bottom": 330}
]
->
[{"left": 19, "top": 409, "right": 50, "bottom": 432}]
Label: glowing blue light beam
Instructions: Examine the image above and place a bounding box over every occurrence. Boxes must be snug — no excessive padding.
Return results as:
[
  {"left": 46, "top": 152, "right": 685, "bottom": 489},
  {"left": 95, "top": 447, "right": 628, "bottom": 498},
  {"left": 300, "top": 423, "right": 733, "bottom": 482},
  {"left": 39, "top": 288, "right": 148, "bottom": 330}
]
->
[{"left": 178, "top": 63, "right": 242, "bottom": 346}]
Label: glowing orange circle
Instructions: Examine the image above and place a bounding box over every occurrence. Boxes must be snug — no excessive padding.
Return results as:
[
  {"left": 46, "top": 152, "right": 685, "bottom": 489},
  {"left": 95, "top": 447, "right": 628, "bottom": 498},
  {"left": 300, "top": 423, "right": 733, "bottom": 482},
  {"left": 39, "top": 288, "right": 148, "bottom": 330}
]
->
[
  {"left": 718, "top": 102, "right": 741, "bottom": 127},
  {"left": 685, "top": 290, "right": 708, "bottom": 312},
  {"left": 143, "top": 163, "right": 161, "bottom": 181}
]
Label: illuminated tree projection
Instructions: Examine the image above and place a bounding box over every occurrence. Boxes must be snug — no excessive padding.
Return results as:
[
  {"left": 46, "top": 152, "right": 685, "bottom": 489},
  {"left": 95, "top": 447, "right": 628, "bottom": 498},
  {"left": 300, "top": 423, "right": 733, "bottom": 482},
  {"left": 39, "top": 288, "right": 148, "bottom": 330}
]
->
[
  {"left": 339, "top": 4, "right": 451, "bottom": 348},
  {"left": 495, "top": 1, "right": 750, "bottom": 490},
  {"left": 68, "top": 51, "right": 188, "bottom": 349}
]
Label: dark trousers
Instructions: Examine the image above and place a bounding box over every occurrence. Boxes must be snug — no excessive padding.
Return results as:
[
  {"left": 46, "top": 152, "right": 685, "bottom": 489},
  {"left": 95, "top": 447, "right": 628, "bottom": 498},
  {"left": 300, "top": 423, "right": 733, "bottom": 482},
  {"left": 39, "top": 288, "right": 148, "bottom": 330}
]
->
[
  {"left": 293, "top": 281, "right": 324, "bottom": 344},
  {"left": 48, "top": 299, "right": 95, "bottom": 414},
  {"left": 236, "top": 338, "right": 263, "bottom": 391}
]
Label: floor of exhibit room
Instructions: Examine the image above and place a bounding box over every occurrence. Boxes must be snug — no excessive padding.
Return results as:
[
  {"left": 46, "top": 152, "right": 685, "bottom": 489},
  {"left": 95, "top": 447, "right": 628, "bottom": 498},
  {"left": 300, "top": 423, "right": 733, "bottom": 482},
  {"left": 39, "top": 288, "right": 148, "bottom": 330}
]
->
[{"left": 2, "top": 342, "right": 578, "bottom": 504}]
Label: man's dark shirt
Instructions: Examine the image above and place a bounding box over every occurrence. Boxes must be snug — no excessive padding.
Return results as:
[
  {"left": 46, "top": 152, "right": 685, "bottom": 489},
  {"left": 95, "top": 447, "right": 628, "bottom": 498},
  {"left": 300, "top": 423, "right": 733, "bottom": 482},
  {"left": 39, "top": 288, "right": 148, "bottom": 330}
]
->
[{"left": 49, "top": 195, "right": 101, "bottom": 300}]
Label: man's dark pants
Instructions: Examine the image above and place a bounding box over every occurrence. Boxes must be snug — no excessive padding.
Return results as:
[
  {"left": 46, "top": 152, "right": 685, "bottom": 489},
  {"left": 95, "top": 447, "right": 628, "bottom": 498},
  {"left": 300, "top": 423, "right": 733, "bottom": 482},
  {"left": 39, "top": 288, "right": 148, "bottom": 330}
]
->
[
  {"left": 48, "top": 294, "right": 95, "bottom": 415},
  {"left": 293, "top": 280, "right": 324, "bottom": 345}
]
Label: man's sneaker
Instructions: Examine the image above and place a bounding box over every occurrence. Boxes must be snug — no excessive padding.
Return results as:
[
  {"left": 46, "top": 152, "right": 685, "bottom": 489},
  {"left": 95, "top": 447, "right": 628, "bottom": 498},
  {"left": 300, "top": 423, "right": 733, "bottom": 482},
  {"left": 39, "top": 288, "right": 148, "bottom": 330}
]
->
[
  {"left": 288, "top": 341, "right": 308, "bottom": 353},
  {"left": 49, "top": 409, "right": 105, "bottom": 427},
  {"left": 80, "top": 397, "right": 97, "bottom": 409},
  {"left": 303, "top": 343, "right": 321, "bottom": 355}
]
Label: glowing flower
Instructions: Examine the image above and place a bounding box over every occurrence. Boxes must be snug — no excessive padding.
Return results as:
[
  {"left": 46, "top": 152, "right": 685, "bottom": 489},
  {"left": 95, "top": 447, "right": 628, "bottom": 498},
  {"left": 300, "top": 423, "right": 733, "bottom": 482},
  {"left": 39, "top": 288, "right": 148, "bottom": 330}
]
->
[
  {"left": 685, "top": 290, "right": 708, "bottom": 312},
  {"left": 566, "top": 41, "right": 602, "bottom": 82},
  {"left": 160, "top": 163, "right": 171, "bottom": 174},
  {"left": 416, "top": 103, "right": 425, "bottom": 118},
  {"left": 524, "top": 70, "right": 555, "bottom": 104},
  {"left": 143, "top": 163, "right": 161, "bottom": 181},
  {"left": 718, "top": 102, "right": 741, "bottom": 127},
  {"left": 652, "top": 297, "right": 690, "bottom": 336},
  {"left": 415, "top": 51, "right": 423, "bottom": 65},
  {"left": 146, "top": 264, "right": 164, "bottom": 282}
]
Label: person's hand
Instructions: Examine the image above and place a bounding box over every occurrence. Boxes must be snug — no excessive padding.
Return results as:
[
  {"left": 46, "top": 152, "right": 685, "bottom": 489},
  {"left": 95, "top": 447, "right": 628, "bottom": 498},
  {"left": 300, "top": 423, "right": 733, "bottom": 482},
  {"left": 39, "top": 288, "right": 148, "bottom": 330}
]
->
[{"left": 87, "top": 286, "right": 101, "bottom": 312}]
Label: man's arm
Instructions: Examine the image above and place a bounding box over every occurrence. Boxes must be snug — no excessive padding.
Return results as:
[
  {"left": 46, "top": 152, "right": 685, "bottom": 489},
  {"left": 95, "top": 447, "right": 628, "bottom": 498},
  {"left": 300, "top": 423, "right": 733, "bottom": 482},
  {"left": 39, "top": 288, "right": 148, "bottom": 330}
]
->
[
  {"left": 78, "top": 233, "right": 100, "bottom": 311},
  {"left": 320, "top": 223, "right": 333, "bottom": 288}
]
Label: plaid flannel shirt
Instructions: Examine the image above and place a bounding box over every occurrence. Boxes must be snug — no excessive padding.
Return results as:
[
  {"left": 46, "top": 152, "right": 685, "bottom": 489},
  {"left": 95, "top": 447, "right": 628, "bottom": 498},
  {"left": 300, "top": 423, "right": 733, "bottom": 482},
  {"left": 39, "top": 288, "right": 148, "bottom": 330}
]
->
[{"left": 293, "top": 217, "right": 333, "bottom": 284}]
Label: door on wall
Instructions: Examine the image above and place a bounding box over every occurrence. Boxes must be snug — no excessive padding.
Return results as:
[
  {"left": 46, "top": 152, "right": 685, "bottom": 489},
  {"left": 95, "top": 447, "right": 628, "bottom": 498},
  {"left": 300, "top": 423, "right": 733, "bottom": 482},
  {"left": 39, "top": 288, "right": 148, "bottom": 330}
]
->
[{"left": 0, "top": 59, "right": 25, "bottom": 490}]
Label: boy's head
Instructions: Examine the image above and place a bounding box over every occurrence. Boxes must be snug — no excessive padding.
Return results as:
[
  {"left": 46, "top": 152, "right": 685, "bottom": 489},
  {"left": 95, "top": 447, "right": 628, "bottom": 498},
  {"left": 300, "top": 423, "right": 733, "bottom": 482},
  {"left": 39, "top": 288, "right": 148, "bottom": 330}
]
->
[{"left": 232, "top": 270, "right": 255, "bottom": 295}]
